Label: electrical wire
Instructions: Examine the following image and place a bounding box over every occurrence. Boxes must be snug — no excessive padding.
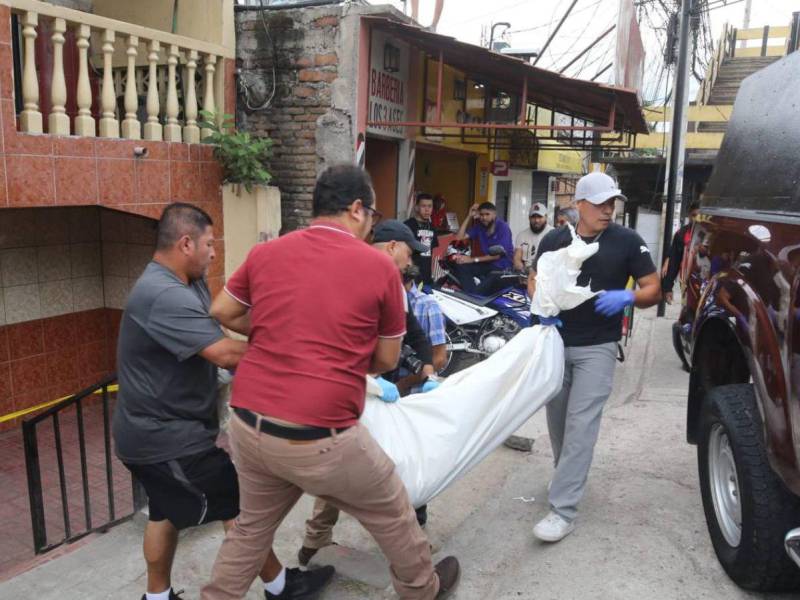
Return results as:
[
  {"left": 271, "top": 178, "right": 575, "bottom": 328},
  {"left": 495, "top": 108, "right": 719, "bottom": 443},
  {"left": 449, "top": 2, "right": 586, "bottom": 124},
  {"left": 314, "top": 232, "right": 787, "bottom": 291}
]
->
[{"left": 239, "top": 0, "right": 277, "bottom": 111}]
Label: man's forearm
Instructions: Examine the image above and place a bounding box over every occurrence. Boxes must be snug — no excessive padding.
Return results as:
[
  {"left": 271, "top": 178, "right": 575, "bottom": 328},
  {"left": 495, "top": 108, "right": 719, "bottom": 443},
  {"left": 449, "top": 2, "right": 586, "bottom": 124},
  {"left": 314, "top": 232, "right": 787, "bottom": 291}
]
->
[
  {"left": 634, "top": 282, "right": 662, "bottom": 308},
  {"left": 224, "top": 312, "right": 251, "bottom": 337},
  {"left": 455, "top": 216, "right": 471, "bottom": 240}
]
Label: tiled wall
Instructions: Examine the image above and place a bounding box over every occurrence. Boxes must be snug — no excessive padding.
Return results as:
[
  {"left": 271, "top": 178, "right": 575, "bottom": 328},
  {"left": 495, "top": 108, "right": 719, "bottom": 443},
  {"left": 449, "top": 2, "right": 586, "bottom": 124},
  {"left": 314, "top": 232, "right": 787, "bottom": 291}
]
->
[
  {"left": 0, "top": 208, "right": 159, "bottom": 430},
  {"left": 0, "top": 207, "right": 100, "bottom": 324},
  {"left": 100, "top": 209, "right": 157, "bottom": 310},
  {"left": 0, "top": 307, "right": 119, "bottom": 431},
  {"left": 0, "top": 3, "right": 230, "bottom": 301},
  {"left": 0, "top": 207, "right": 157, "bottom": 322}
]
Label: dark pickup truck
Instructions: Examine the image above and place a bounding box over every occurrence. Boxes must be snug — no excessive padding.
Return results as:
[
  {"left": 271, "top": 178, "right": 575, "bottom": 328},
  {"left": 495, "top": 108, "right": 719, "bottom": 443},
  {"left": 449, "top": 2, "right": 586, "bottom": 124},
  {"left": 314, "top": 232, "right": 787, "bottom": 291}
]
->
[{"left": 673, "top": 50, "right": 800, "bottom": 592}]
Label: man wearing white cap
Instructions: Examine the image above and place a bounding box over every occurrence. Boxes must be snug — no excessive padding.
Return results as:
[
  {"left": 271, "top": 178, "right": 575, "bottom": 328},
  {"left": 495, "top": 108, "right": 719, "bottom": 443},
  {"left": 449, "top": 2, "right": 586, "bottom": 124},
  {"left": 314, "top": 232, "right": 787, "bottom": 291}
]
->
[
  {"left": 531, "top": 171, "right": 661, "bottom": 542},
  {"left": 513, "top": 202, "right": 553, "bottom": 272}
]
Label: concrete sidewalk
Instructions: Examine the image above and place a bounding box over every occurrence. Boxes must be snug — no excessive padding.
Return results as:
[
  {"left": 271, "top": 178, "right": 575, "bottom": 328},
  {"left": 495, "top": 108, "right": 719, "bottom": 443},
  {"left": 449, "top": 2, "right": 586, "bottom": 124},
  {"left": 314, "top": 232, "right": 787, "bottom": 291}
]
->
[{"left": 0, "top": 306, "right": 791, "bottom": 599}]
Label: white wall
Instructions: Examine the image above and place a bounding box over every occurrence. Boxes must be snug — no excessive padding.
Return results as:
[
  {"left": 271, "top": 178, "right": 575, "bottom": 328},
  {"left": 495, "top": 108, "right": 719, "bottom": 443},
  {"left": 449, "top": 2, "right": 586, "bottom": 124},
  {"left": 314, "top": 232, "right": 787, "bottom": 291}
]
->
[{"left": 635, "top": 208, "right": 662, "bottom": 261}]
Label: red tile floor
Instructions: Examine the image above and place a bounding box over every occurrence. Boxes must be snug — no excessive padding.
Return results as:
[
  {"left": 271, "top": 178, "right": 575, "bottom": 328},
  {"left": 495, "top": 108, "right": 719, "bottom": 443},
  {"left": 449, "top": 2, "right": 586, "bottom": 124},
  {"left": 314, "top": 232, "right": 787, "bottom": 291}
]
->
[{"left": 0, "top": 398, "right": 137, "bottom": 581}]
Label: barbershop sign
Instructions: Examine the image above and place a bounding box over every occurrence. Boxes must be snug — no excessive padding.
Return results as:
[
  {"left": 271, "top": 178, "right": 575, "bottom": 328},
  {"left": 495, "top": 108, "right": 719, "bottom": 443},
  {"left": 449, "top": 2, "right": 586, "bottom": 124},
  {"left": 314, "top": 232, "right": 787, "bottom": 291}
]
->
[{"left": 367, "top": 30, "right": 408, "bottom": 139}]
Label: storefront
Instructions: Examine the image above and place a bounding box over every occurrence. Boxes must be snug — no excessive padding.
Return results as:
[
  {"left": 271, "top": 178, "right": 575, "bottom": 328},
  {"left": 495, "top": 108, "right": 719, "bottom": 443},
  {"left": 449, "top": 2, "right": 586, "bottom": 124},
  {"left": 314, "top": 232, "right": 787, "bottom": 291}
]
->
[{"left": 356, "top": 18, "right": 642, "bottom": 237}]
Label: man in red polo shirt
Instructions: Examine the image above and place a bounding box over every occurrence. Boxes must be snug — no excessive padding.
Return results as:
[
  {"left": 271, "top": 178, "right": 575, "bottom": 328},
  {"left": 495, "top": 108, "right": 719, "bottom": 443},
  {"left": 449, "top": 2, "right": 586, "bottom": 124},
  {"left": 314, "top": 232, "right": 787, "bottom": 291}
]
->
[{"left": 201, "top": 165, "right": 460, "bottom": 600}]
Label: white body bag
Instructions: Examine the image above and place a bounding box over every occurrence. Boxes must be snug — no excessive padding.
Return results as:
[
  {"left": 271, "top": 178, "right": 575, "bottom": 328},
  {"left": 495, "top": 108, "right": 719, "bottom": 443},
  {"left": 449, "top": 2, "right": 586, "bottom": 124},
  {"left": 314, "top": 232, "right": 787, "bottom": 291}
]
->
[{"left": 361, "top": 226, "right": 600, "bottom": 507}]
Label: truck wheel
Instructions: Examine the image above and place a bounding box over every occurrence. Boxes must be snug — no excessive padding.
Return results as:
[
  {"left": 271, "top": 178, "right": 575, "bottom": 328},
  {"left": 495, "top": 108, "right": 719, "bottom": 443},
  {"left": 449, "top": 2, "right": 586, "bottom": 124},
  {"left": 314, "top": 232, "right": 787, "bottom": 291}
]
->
[{"left": 698, "top": 384, "right": 800, "bottom": 591}]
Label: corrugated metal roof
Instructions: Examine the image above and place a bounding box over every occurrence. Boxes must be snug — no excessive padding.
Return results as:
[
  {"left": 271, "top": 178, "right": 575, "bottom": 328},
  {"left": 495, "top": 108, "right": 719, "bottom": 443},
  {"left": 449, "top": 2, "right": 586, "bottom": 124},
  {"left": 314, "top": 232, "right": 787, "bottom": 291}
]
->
[{"left": 366, "top": 17, "right": 648, "bottom": 135}]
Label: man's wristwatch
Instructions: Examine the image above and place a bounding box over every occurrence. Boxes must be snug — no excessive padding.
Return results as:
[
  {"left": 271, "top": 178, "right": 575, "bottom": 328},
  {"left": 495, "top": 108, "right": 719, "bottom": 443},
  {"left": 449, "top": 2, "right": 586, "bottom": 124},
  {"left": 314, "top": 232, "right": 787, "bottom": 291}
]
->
[{"left": 473, "top": 257, "right": 479, "bottom": 263}]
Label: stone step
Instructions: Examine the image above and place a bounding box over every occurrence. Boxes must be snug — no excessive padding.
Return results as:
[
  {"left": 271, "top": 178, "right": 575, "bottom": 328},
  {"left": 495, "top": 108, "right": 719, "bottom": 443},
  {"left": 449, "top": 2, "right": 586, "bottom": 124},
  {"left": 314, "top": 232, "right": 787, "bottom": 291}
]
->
[{"left": 696, "top": 121, "right": 727, "bottom": 133}]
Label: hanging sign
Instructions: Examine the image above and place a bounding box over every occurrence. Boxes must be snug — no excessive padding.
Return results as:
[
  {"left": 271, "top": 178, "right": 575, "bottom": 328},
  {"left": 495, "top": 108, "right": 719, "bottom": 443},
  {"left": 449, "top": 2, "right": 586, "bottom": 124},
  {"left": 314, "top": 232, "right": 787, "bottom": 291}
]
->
[
  {"left": 491, "top": 160, "right": 509, "bottom": 176},
  {"left": 367, "top": 30, "right": 409, "bottom": 139}
]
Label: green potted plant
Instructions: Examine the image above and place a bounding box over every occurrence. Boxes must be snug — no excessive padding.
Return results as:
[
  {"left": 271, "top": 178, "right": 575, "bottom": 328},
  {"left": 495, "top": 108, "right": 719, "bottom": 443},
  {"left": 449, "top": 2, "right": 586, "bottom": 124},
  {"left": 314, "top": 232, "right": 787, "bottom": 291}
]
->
[
  {"left": 199, "top": 110, "right": 273, "bottom": 193},
  {"left": 199, "top": 111, "right": 280, "bottom": 278}
]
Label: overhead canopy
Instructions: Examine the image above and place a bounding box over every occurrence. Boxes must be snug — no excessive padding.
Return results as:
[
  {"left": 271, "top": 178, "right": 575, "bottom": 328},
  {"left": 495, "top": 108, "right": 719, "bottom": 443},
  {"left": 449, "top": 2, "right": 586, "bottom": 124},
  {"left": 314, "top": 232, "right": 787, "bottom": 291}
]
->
[{"left": 365, "top": 17, "right": 648, "bottom": 135}]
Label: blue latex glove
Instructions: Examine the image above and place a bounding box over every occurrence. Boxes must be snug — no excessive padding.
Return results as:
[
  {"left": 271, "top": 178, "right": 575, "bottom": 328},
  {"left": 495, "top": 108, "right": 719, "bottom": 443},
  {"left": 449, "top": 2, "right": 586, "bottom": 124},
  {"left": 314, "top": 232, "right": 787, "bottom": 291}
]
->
[
  {"left": 594, "top": 290, "right": 635, "bottom": 317},
  {"left": 375, "top": 377, "right": 400, "bottom": 403},
  {"left": 421, "top": 379, "right": 441, "bottom": 393}
]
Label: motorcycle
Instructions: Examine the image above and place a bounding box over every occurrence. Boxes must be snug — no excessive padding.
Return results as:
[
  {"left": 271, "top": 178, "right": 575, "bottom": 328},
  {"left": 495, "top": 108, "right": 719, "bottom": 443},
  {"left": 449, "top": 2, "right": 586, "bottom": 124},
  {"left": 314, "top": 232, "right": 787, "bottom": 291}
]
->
[{"left": 429, "top": 242, "right": 532, "bottom": 375}]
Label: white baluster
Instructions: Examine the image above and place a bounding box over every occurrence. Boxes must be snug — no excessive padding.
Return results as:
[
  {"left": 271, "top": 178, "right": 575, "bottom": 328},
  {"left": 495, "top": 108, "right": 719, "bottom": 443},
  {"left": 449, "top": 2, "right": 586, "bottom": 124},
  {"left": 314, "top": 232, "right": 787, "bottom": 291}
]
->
[
  {"left": 182, "top": 50, "right": 199, "bottom": 144},
  {"left": 143, "top": 39, "right": 162, "bottom": 141},
  {"left": 214, "top": 56, "right": 225, "bottom": 129},
  {"left": 19, "top": 11, "right": 42, "bottom": 133},
  {"left": 114, "top": 69, "right": 122, "bottom": 98},
  {"left": 48, "top": 17, "right": 68, "bottom": 136},
  {"left": 74, "top": 24, "right": 95, "bottom": 137},
  {"left": 121, "top": 35, "right": 140, "bottom": 139},
  {"left": 99, "top": 29, "right": 118, "bottom": 138},
  {"left": 201, "top": 53, "right": 216, "bottom": 139},
  {"left": 164, "top": 44, "right": 181, "bottom": 142}
]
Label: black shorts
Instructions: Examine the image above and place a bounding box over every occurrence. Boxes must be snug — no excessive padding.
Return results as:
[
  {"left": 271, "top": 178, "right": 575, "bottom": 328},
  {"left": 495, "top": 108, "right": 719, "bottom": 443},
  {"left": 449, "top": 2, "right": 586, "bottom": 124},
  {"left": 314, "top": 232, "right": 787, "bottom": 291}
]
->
[{"left": 124, "top": 446, "right": 239, "bottom": 530}]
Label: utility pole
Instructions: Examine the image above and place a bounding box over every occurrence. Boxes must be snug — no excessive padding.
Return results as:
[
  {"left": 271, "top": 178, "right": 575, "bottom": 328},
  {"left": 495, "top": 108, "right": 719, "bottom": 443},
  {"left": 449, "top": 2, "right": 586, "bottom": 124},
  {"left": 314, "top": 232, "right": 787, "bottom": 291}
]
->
[
  {"left": 658, "top": 0, "right": 693, "bottom": 317},
  {"left": 742, "top": 0, "right": 752, "bottom": 48}
]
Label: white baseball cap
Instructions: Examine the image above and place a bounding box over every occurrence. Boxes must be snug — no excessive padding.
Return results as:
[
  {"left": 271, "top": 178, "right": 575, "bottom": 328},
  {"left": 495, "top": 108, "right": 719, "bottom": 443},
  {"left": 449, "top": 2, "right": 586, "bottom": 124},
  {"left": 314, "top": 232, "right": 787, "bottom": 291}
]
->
[
  {"left": 529, "top": 202, "right": 546, "bottom": 216},
  {"left": 574, "top": 172, "right": 627, "bottom": 205}
]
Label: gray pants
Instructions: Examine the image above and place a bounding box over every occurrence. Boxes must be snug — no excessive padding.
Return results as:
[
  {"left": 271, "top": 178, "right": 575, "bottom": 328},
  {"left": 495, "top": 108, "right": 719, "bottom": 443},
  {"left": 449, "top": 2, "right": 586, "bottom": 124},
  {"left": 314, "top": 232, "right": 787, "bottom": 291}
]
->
[{"left": 546, "top": 342, "right": 618, "bottom": 522}]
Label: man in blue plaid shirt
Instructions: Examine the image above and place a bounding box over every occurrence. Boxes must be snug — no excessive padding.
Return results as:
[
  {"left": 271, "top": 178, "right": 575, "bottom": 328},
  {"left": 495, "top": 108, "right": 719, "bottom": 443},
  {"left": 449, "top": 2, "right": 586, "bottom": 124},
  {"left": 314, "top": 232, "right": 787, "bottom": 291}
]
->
[{"left": 404, "top": 265, "right": 447, "bottom": 376}]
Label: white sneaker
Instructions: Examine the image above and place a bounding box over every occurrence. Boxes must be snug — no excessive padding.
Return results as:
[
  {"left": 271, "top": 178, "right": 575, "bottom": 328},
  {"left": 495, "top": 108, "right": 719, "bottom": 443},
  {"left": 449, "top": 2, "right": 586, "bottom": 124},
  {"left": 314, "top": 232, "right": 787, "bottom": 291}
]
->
[{"left": 533, "top": 511, "right": 575, "bottom": 542}]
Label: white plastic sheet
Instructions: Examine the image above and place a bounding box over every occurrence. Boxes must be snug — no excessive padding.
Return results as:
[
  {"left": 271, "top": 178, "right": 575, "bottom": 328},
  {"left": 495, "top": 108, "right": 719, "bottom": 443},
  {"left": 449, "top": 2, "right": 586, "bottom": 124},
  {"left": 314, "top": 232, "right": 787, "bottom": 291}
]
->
[{"left": 361, "top": 226, "right": 600, "bottom": 507}]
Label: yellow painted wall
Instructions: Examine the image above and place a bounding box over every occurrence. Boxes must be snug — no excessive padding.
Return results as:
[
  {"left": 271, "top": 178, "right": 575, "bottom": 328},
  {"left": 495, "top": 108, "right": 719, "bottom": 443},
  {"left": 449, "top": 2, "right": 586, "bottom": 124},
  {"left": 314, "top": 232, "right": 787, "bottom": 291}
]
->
[
  {"left": 632, "top": 131, "right": 725, "bottom": 150},
  {"left": 411, "top": 54, "right": 491, "bottom": 220},
  {"left": 92, "top": 0, "right": 234, "bottom": 54},
  {"left": 416, "top": 149, "right": 473, "bottom": 222}
]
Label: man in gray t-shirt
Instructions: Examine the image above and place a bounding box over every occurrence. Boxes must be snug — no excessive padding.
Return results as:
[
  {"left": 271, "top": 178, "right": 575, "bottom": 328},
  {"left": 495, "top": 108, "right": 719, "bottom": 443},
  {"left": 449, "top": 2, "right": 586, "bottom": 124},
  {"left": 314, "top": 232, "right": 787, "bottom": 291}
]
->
[
  {"left": 113, "top": 204, "right": 329, "bottom": 600},
  {"left": 113, "top": 260, "right": 224, "bottom": 464}
]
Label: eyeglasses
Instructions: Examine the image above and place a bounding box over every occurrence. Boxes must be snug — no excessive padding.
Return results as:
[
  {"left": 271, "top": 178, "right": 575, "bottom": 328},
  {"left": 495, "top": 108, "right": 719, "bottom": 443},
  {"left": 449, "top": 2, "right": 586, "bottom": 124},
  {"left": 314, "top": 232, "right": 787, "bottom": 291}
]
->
[{"left": 363, "top": 204, "right": 383, "bottom": 224}]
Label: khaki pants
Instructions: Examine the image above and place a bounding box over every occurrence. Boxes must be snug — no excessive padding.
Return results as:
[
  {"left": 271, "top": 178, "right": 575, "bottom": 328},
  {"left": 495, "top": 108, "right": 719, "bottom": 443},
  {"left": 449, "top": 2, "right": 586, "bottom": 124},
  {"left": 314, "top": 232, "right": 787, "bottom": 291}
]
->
[
  {"left": 201, "top": 413, "right": 438, "bottom": 600},
  {"left": 304, "top": 496, "right": 341, "bottom": 549}
]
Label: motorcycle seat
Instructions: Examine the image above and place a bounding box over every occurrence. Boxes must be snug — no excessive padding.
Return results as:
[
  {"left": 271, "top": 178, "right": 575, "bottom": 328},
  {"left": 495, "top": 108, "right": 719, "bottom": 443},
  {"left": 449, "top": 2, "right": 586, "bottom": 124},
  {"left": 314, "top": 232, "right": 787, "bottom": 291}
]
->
[{"left": 432, "top": 286, "right": 504, "bottom": 307}]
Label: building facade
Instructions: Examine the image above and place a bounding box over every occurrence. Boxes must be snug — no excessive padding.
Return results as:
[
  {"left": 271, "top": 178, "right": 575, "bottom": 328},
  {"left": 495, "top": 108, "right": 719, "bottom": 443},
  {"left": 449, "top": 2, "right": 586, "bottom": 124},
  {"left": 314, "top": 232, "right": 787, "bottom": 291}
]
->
[{"left": 0, "top": 0, "right": 236, "bottom": 429}]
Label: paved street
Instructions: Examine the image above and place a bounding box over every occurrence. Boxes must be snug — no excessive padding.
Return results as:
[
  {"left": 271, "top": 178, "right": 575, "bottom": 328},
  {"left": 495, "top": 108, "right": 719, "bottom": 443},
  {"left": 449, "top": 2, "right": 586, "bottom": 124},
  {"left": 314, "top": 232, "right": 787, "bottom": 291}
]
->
[{"left": 0, "top": 306, "right": 794, "bottom": 599}]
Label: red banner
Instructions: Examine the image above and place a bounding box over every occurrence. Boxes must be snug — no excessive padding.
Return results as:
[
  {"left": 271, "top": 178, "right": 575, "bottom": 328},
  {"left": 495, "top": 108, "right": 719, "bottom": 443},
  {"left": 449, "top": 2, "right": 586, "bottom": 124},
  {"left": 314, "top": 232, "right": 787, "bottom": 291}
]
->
[{"left": 615, "top": 0, "right": 645, "bottom": 99}]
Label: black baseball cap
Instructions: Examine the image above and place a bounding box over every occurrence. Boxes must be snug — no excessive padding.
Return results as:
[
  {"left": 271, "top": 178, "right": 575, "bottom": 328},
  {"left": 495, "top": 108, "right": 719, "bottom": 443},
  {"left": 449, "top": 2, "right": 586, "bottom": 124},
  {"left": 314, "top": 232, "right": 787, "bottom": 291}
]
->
[{"left": 372, "top": 219, "right": 428, "bottom": 252}]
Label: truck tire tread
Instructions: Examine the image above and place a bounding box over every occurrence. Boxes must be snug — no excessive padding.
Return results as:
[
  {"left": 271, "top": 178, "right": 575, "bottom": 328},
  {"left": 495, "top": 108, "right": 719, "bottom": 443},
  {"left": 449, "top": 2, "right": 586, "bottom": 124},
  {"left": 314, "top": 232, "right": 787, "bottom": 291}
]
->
[{"left": 698, "top": 384, "right": 800, "bottom": 592}]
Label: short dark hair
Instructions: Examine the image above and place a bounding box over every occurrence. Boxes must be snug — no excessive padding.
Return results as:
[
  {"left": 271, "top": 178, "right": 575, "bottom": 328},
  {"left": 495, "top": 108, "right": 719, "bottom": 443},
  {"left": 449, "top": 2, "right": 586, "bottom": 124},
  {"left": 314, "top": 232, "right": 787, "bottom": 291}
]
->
[
  {"left": 688, "top": 201, "right": 701, "bottom": 211},
  {"left": 156, "top": 203, "right": 213, "bottom": 250},
  {"left": 313, "top": 164, "right": 374, "bottom": 217},
  {"left": 416, "top": 192, "right": 433, "bottom": 204},
  {"left": 478, "top": 201, "right": 496, "bottom": 212}
]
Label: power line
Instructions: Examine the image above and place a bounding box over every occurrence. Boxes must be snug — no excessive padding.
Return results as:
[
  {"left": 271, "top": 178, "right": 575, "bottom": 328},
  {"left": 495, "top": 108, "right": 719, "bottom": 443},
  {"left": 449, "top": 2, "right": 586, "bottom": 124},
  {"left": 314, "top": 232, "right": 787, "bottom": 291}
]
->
[{"left": 533, "top": 0, "right": 580, "bottom": 66}]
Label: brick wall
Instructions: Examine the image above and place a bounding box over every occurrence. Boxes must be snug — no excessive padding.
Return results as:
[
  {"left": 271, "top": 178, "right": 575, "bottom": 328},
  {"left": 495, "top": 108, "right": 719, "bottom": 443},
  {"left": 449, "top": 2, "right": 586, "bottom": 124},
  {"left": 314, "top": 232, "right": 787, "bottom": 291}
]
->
[{"left": 236, "top": 5, "right": 355, "bottom": 232}]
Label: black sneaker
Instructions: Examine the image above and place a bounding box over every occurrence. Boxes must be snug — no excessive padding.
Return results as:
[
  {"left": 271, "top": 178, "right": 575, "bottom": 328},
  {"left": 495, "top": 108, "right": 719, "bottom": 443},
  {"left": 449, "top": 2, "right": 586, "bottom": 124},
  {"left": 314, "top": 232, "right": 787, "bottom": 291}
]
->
[
  {"left": 140, "top": 589, "right": 183, "bottom": 600},
  {"left": 415, "top": 504, "right": 428, "bottom": 528},
  {"left": 265, "top": 566, "right": 336, "bottom": 599}
]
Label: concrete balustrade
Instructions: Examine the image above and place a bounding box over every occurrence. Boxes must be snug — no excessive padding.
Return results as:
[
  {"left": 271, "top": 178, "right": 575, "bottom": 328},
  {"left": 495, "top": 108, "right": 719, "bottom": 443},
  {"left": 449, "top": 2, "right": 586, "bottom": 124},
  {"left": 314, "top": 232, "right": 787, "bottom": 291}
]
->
[{"left": 5, "top": 0, "right": 231, "bottom": 139}]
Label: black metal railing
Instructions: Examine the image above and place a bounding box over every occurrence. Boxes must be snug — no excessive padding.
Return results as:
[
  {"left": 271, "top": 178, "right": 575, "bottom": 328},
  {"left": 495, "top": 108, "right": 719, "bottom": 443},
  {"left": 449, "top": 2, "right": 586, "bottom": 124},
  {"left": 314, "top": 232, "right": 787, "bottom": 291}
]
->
[{"left": 22, "top": 375, "right": 146, "bottom": 554}]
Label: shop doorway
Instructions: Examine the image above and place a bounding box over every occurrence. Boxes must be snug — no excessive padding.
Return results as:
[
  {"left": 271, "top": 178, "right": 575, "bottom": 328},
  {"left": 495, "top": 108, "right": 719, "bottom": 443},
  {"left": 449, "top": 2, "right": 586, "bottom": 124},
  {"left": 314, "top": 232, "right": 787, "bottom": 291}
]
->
[
  {"left": 491, "top": 169, "right": 533, "bottom": 236},
  {"left": 494, "top": 179, "right": 511, "bottom": 221},
  {"left": 364, "top": 137, "right": 399, "bottom": 219},
  {"left": 415, "top": 147, "right": 476, "bottom": 226}
]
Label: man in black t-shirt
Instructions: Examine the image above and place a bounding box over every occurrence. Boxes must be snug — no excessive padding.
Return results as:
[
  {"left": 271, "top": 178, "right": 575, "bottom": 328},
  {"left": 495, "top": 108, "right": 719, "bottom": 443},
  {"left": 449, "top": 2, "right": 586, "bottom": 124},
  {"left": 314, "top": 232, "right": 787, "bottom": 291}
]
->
[
  {"left": 404, "top": 192, "right": 439, "bottom": 285},
  {"left": 530, "top": 172, "right": 661, "bottom": 543}
]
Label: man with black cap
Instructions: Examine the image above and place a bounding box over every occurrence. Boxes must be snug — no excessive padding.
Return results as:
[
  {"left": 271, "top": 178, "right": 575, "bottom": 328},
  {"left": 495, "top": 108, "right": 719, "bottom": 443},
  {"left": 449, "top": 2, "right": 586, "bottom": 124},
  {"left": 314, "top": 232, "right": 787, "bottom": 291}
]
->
[
  {"left": 531, "top": 171, "right": 661, "bottom": 543},
  {"left": 298, "top": 220, "right": 439, "bottom": 566},
  {"left": 513, "top": 202, "right": 553, "bottom": 272}
]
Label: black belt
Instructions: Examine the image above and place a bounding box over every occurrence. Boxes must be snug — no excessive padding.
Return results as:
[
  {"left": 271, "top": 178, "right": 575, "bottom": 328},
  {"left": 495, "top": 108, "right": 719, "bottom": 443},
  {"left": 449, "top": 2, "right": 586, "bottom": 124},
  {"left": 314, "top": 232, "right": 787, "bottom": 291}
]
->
[{"left": 233, "top": 407, "right": 350, "bottom": 441}]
